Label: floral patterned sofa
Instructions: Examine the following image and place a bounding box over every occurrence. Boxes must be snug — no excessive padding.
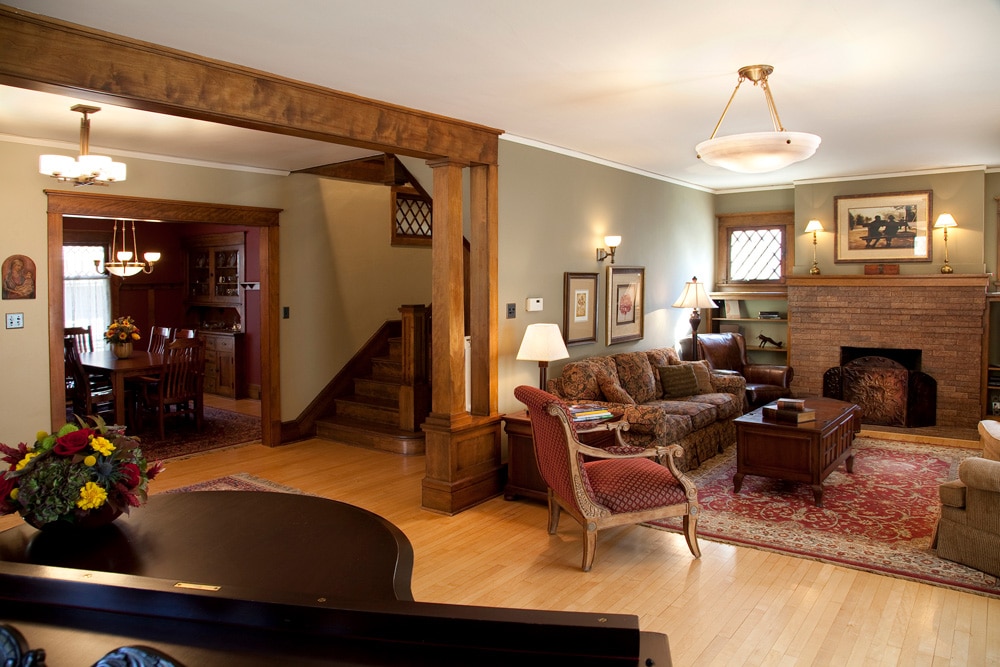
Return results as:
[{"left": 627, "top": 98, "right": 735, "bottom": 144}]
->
[{"left": 545, "top": 348, "right": 745, "bottom": 472}]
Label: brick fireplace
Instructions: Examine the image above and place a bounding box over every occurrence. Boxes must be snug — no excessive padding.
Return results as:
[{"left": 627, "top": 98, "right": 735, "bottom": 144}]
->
[{"left": 787, "top": 275, "right": 988, "bottom": 429}]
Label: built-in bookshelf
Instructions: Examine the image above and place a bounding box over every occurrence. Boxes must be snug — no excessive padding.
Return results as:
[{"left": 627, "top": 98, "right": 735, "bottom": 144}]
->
[{"left": 705, "top": 289, "right": 789, "bottom": 364}]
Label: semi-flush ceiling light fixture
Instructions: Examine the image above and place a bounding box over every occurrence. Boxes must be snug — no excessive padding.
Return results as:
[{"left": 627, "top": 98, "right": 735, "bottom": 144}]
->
[
  {"left": 94, "top": 219, "right": 160, "bottom": 277},
  {"left": 696, "top": 65, "right": 821, "bottom": 174},
  {"left": 39, "top": 104, "right": 127, "bottom": 186}
]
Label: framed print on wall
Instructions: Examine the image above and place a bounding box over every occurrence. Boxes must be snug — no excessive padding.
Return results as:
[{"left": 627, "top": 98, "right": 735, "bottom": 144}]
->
[
  {"left": 563, "top": 272, "right": 598, "bottom": 346},
  {"left": 834, "top": 190, "right": 932, "bottom": 263},
  {"left": 606, "top": 266, "right": 644, "bottom": 345}
]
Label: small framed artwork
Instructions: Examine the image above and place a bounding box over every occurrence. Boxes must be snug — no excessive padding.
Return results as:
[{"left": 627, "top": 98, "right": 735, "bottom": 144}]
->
[
  {"left": 834, "top": 190, "right": 932, "bottom": 263},
  {"left": 606, "top": 266, "right": 644, "bottom": 345},
  {"left": 2, "top": 254, "right": 36, "bottom": 300},
  {"left": 563, "top": 272, "right": 598, "bottom": 346}
]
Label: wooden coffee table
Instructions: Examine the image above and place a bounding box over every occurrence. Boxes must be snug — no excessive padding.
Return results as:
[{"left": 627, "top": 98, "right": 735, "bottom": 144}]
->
[{"left": 733, "top": 397, "right": 861, "bottom": 507}]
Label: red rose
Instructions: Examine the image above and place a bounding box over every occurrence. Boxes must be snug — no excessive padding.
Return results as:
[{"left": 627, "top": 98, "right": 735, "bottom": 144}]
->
[
  {"left": 120, "top": 463, "right": 141, "bottom": 488},
  {"left": 53, "top": 428, "right": 94, "bottom": 456}
]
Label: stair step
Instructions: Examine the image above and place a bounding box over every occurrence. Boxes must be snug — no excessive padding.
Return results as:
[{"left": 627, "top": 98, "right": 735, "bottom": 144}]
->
[
  {"left": 334, "top": 394, "right": 399, "bottom": 426},
  {"left": 315, "top": 415, "right": 425, "bottom": 456},
  {"left": 372, "top": 357, "right": 402, "bottom": 382},
  {"left": 387, "top": 336, "right": 402, "bottom": 361},
  {"left": 354, "top": 377, "right": 402, "bottom": 401}
]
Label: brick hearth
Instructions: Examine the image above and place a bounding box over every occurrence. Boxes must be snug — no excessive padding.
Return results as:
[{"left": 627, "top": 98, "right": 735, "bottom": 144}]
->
[{"left": 787, "top": 275, "right": 989, "bottom": 429}]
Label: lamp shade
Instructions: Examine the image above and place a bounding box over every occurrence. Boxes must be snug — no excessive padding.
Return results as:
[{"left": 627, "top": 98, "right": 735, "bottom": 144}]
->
[
  {"left": 934, "top": 213, "right": 957, "bottom": 229},
  {"left": 604, "top": 235, "right": 622, "bottom": 248},
  {"left": 696, "top": 132, "right": 821, "bottom": 174},
  {"left": 672, "top": 278, "right": 718, "bottom": 310},
  {"left": 804, "top": 219, "right": 824, "bottom": 233},
  {"left": 516, "top": 323, "right": 569, "bottom": 363}
]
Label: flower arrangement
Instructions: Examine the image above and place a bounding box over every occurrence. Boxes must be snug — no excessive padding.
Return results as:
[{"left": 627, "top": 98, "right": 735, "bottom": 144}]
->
[
  {"left": 0, "top": 416, "right": 164, "bottom": 529},
  {"left": 104, "top": 315, "right": 141, "bottom": 345}
]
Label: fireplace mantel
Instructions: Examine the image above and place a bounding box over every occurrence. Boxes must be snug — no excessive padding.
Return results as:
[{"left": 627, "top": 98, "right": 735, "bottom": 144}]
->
[{"left": 786, "top": 274, "right": 988, "bottom": 429}]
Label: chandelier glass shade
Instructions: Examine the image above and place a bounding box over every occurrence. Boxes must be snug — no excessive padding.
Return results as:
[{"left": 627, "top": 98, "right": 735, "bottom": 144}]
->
[
  {"left": 696, "top": 65, "right": 820, "bottom": 174},
  {"left": 39, "top": 105, "right": 127, "bottom": 186},
  {"left": 95, "top": 219, "right": 159, "bottom": 278}
]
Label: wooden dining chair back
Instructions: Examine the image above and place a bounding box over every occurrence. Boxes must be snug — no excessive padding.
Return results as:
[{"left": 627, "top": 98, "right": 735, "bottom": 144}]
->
[
  {"left": 64, "top": 326, "right": 94, "bottom": 353},
  {"left": 148, "top": 326, "right": 172, "bottom": 353},
  {"left": 64, "top": 336, "right": 115, "bottom": 421},
  {"left": 173, "top": 328, "right": 197, "bottom": 339},
  {"left": 513, "top": 385, "right": 701, "bottom": 571},
  {"left": 140, "top": 337, "right": 206, "bottom": 438}
]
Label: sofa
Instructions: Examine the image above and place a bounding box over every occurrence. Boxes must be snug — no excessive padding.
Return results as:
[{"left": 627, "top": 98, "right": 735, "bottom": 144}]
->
[
  {"left": 933, "top": 420, "right": 1000, "bottom": 577},
  {"left": 545, "top": 348, "right": 745, "bottom": 472},
  {"left": 679, "top": 332, "right": 793, "bottom": 410}
]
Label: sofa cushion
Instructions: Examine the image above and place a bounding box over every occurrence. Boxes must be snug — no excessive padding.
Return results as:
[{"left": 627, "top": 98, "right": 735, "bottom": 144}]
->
[
  {"left": 613, "top": 352, "right": 658, "bottom": 404},
  {"left": 555, "top": 358, "right": 605, "bottom": 401},
  {"left": 686, "top": 392, "right": 742, "bottom": 421},
  {"left": 597, "top": 373, "right": 635, "bottom": 404},
  {"left": 648, "top": 399, "right": 718, "bottom": 431},
  {"left": 658, "top": 364, "right": 699, "bottom": 399},
  {"left": 645, "top": 348, "right": 680, "bottom": 396},
  {"left": 681, "top": 360, "right": 714, "bottom": 394}
]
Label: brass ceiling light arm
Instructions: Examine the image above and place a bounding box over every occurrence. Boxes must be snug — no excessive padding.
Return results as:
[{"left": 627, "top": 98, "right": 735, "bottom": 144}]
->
[
  {"left": 74, "top": 104, "right": 100, "bottom": 157},
  {"left": 706, "top": 65, "right": 783, "bottom": 140}
]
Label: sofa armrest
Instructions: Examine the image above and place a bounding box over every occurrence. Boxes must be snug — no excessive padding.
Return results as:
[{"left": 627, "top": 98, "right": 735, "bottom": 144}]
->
[
  {"left": 939, "top": 478, "right": 966, "bottom": 508},
  {"left": 744, "top": 363, "right": 793, "bottom": 388},
  {"left": 958, "top": 456, "right": 1000, "bottom": 493}
]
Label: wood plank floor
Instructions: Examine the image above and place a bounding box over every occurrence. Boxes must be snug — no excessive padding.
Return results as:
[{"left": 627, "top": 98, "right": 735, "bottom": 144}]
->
[{"left": 4, "top": 402, "right": 997, "bottom": 666}]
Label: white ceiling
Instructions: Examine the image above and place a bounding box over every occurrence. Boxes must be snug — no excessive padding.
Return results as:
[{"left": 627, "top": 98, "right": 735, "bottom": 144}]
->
[{"left": 3, "top": 0, "right": 1000, "bottom": 192}]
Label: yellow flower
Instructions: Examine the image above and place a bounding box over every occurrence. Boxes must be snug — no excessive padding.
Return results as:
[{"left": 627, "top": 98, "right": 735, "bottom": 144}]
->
[
  {"left": 15, "top": 451, "right": 37, "bottom": 471},
  {"left": 131, "top": 332, "right": 140, "bottom": 340},
  {"left": 77, "top": 482, "right": 108, "bottom": 510},
  {"left": 84, "top": 455, "right": 97, "bottom": 466},
  {"left": 35, "top": 430, "right": 48, "bottom": 442},
  {"left": 90, "top": 436, "right": 115, "bottom": 456},
  {"left": 9, "top": 488, "right": 17, "bottom": 501}
]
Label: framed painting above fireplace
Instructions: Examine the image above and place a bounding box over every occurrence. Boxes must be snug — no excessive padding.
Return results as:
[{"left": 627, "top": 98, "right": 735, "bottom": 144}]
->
[{"left": 834, "top": 190, "right": 932, "bottom": 263}]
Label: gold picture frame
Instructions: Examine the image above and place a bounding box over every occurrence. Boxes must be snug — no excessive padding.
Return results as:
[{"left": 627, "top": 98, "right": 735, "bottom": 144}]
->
[
  {"left": 834, "top": 190, "right": 933, "bottom": 263},
  {"left": 606, "top": 266, "right": 644, "bottom": 345},
  {"left": 563, "top": 272, "right": 598, "bottom": 346}
]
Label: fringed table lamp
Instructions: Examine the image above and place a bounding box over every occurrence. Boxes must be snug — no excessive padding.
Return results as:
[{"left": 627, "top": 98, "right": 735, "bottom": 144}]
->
[
  {"left": 516, "top": 323, "right": 569, "bottom": 390},
  {"left": 672, "top": 277, "right": 718, "bottom": 361}
]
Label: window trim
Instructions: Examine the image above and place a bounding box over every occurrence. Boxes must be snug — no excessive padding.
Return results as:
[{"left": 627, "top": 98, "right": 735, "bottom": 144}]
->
[{"left": 715, "top": 211, "right": 794, "bottom": 287}]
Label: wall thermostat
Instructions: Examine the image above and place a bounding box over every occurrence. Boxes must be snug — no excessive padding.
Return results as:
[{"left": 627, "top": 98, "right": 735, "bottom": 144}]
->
[{"left": 525, "top": 297, "right": 543, "bottom": 312}]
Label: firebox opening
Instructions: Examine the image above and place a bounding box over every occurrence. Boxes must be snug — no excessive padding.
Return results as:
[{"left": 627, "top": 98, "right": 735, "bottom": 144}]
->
[{"left": 841, "top": 346, "right": 922, "bottom": 371}]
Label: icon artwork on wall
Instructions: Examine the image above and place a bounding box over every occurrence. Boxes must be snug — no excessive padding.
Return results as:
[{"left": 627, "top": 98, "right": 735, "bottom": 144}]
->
[{"left": 2, "top": 254, "right": 36, "bottom": 300}]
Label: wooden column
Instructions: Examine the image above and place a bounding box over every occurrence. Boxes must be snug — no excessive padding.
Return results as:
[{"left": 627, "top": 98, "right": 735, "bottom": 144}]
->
[
  {"left": 469, "top": 163, "right": 499, "bottom": 416},
  {"left": 422, "top": 161, "right": 503, "bottom": 514}
]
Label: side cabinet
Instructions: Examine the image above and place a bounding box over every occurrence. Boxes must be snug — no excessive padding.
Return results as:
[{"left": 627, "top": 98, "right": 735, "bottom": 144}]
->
[{"left": 201, "top": 332, "right": 246, "bottom": 398}]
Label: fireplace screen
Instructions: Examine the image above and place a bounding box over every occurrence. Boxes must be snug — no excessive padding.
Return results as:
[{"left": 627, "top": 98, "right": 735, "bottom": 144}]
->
[{"left": 823, "top": 351, "right": 936, "bottom": 427}]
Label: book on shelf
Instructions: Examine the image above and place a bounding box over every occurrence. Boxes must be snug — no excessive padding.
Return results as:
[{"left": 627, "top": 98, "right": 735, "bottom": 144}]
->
[
  {"left": 758, "top": 311, "right": 782, "bottom": 319},
  {"left": 775, "top": 398, "right": 807, "bottom": 411},
  {"left": 762, "top": 405, "right": 816, "bottom": 423}
]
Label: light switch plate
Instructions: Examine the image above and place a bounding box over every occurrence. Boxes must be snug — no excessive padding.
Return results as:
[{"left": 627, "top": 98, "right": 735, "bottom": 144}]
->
[
  {"left": 6, "top": 313, "right": 24, "bottom": 329},
  {"left": 525, "top": 297, "right": 543, "bottom": 312}
]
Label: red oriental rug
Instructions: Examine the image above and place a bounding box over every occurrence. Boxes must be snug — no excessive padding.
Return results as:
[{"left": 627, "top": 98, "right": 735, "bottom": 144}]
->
[{"left": 646, "top": 437, "right": 1000, "bottom": 598}]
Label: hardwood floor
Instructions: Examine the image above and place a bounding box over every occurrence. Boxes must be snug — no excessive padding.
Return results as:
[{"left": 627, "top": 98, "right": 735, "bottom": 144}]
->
[{"left": 3, "top": 402, "right": 997, "bottom": 665}]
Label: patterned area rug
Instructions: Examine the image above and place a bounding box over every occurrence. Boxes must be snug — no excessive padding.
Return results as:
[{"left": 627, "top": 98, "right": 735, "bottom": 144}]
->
[
  {"left": 132, "top": 407, "right": 261, "bottom": 460},
  {"left": 647, "top": 437, "right": 1000, "bottom": 598},
  {"left": 163, "top": 473, "right": 306, "bottom": 495}
]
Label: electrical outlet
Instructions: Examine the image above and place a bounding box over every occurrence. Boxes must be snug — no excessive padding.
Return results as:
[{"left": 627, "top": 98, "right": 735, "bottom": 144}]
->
[
  {"left": 506, "top": 303, "right": 516, "bottom": 319},
  {"left": 6, "top": 313, "right": 24, "bottom": 329}
]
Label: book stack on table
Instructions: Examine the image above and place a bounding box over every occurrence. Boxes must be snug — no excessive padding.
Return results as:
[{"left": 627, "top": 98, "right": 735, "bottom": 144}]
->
[
  {"left": 762, "top": 398, "right": 816, "bottom": 424},
  {"left": 568, "top": 404, "right": 614, "bottom": 422}
]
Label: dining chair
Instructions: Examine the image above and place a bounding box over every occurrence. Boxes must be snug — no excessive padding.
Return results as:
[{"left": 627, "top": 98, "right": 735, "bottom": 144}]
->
[
  {"left": 64, "top": 325, "right": 94, "bottom": 353},
  {"left": 136, "top": 337, "right": 206, "bottom": 438},
  {"left": 64, "top": 336, "right": 116, "bottom": 422},
  {"left": 148, "top": 326, "right": 172, "bottom": 353},
  {"left": 173, "top": 328, "right": 198, "bottom": 339}
]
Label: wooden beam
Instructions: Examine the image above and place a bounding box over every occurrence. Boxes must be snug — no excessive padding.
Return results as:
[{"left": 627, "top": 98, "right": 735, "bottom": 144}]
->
[{"left": 0, "top": 5, "right": 500, "bottom": 165}]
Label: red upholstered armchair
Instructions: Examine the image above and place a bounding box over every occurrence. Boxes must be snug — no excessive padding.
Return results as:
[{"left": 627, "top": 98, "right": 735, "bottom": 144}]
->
[
  {"left": 513, "top": 385, "right": 701, "bottom": 572},
  {"left": 680, "top": 332, "right": 793, "bottom": 410}
]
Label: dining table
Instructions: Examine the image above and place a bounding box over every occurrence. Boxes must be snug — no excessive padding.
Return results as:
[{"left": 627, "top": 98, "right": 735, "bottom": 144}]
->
[{"left": 79, "top": 348, "right": 164, "bottom": 426}]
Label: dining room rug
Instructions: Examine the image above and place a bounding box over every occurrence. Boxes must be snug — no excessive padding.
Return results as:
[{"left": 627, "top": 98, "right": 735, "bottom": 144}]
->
[
  {"left": 163, "top": 472, "right": 306, "bottom": 495},
  {"left": 132, "top": 407, "right": 261, "bottom": 460},
  {"left": 645, "top": 437, "right": 1000, "bottom": 598}
]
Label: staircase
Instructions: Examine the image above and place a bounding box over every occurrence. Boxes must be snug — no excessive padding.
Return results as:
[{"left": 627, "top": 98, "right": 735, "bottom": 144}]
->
[{"left": 314, "top": 305, "right": 430, "bottom": 455}]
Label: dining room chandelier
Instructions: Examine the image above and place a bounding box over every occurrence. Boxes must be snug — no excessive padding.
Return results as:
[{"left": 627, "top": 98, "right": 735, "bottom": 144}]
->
[
  {"left": 695, "top": 65, "right": 821, "bottom": 174},
  {"left": 94, "top": 219, "right": 160, "bottom": 277},
  {"left": 39, "top": 104, "right": 127, "bottom": 186}
]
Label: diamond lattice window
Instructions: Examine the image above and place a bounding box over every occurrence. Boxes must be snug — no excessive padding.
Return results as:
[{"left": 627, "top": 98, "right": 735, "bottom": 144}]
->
[
  {"left": 729, "top": 228, "right": 784, "bottom": 281},
  {"left": 391, "top": 189, "right": 432, "bottom": 246}
]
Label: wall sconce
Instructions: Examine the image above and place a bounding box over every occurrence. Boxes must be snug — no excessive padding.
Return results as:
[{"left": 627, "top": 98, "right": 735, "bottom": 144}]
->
[
  {"left": 596, "top": 235, "right": 622, "bottom": 263},
  {"left": 804, "top": 219, "right": 823, "bottom": 275},
  {"left": 516, "top": 323, "right": 569, "bottom": 389},
  {"left": 934, "top": 213, "right": 957, "bottom": 274}
]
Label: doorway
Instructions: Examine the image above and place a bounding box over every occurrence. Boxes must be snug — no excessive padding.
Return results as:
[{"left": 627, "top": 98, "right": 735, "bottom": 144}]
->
[{"left": 46, "top": 190, "right": 282, "bottom": 447}]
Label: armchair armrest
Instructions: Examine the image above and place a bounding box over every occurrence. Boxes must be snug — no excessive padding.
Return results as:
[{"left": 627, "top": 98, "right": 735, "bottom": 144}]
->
[
  {"left": 958, "top": 456, "right": 1000, "bottom": 493},
  {"left": 744, "top": 363, "right": 793, "bottom": 388}
]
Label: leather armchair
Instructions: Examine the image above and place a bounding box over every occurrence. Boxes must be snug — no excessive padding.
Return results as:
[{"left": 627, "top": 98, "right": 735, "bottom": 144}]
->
[
  {"left": 933, "top": 421, "right": 1000, "bottom": 577},
  {"left": 679, "top": 332, "right": 792, "bottom": 410}
]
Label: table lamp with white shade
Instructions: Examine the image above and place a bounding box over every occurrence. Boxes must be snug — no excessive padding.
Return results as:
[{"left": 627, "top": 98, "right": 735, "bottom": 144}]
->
[
  {"left": 672, "top": 277, "right": 718, "bottom": 361},
  {"left": 516, "top": 323, "right": 569, "bottom": 389}
]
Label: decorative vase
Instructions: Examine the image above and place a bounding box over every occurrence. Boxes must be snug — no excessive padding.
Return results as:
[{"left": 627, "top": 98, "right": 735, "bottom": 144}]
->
[
  {"left": 24, "top": 503, "right": 123, "bottom": 532},
  {"left": 112, "top": 341, "right": 133, "bottom": 359}
]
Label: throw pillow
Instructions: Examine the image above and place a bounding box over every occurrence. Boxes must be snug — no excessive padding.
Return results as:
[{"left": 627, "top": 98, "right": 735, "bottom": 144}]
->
[
  {"left": 658, "top": 365, "right": 699, "bottom": 399},
  {"left": 681, "top": 360, "right": 714, "bottom": 394},
  {"left": 597, "top": 373, "right": 635, "bottom": 404}
]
